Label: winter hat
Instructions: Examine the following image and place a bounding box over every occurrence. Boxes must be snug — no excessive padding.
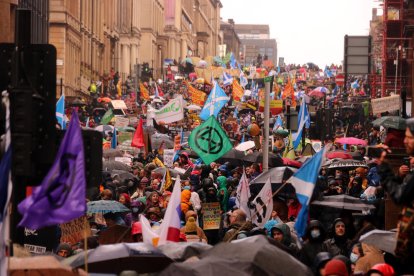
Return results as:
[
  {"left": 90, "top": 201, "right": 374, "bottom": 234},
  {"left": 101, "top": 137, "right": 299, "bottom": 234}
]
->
[
  {"left": 367, "top": 263, "right": 395, "bottom": 276},
  {"left": 140, "top": 177, "right": 149, "bottom": 184},
  {"left": 131, "top": 222, "right": 142, "bottom": 235},
  {"left": 184, "top": 217, "right": 198, "bottom": 233},
  {"left": 324, "top": 259, "right": 348, "bottom": 276}
]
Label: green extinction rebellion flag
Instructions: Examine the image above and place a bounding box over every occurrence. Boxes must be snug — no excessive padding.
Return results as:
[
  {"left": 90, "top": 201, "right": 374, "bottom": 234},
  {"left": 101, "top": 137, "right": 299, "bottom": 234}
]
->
[
  {"left": 100, "top": 109, "right": 114, "bottom": 125},
  {"left": 189, "top": 115, "right": 233, "bottom": 165}
]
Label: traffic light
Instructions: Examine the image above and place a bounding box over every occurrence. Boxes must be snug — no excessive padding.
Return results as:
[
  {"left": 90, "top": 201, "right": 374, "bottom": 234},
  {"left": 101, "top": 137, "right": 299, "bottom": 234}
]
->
[{"left": 141, "top": 62, "right": 152, "bottom": 82}]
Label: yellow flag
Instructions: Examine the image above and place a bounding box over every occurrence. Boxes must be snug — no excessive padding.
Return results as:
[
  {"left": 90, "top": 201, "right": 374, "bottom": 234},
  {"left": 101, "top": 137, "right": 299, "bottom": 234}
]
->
[
  {"left": 163, "top": 168, "right": 173, "bottom": 191},
  {"left": 153, "top": 157, "right": 165, "bottom": 168},
  {"left": 139, "top": 82, "right": 150, "bottom": 100},
  {"left": 283, "top": 131, "right": 296, "bottom": 160}
]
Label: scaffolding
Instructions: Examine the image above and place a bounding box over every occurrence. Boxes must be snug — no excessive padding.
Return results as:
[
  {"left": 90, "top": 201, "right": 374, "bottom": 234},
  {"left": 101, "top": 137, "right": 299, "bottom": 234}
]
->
[{"left": 380, "top": 0, "right": 409, "bottom": 97}]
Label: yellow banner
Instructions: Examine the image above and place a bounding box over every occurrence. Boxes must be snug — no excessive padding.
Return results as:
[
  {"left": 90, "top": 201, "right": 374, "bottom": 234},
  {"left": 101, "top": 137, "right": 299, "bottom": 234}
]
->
[
  {"left": 139, "top": 82, "right": 150, "bottom": 100},
  {"left": 184, "top": 81, "right": 207, "bottom": 106}
]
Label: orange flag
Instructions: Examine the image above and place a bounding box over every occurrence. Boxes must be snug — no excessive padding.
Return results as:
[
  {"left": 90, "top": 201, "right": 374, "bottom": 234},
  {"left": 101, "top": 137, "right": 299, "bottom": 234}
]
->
[
  {"left": 232, "top": 79, "right": 244, "bottom": 102},
  {"left": 131, "top": 118, "right": 145, "bottom": 148},
  {"left": 184, "top": 81, "right": 207, "bottom": 106},
  {"left": 139, "top": 82, "right": 150, "bottom": 101},
  {"left": 282, "top": 78, "right": 296, "bottom": 107}
]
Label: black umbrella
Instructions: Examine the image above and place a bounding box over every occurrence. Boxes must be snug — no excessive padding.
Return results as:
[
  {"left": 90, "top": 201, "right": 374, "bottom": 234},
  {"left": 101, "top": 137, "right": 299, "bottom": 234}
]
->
[
  {"left": 160, "top": 235, "right": 312, "bottom": 276},
  {"left": 242, "top": 151, "right": 284, "bottom": 168},
  {"left": 103, "top": 160, "right": 131, "bottom": 172},
  {"left": 311, "top": 194, "right": 376, "bottom": 212},
  {"left": 64, "top": 242, "right": 172, "bottom": 274},
  {"left": 152, "top": 167, "right": 190, "bottom": 180},
  {"left": 249, "top": 166, "right": 298, "bottom": 198},
  {"left": 69, "top": 97, "right": 86, "bottom": 107},
  {"left": 110, "top": 170, "right": 138, "bottom": 182},
  {"left": 103, "top": 149, "right": 124, "bottom": 158}
]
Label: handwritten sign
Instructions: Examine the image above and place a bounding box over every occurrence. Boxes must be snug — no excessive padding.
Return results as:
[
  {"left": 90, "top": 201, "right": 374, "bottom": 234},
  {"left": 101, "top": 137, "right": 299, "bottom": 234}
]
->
[
  {"left": 60, "top": 216, "right": 91, "bottom": 245},
  {"left": 202, "top": 202, "right": 221, "bottom": 230},
  {"left": 115, "top": 117, "right": 130, "bottom": 128},
  {"left": 371, "top": 95, "right": 400, "bottom": 114},
  {"left": 163, "top": 149, "right": 175, "bottom": 168}
]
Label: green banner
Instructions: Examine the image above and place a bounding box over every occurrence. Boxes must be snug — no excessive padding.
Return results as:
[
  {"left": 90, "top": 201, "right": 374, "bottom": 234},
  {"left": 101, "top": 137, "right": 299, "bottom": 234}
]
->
[
  {"left": 100, "top": 109, "right": 114, "bottom": 125},
  {"left": 188, "top": 115, "right": 233, "bottom": 165}
]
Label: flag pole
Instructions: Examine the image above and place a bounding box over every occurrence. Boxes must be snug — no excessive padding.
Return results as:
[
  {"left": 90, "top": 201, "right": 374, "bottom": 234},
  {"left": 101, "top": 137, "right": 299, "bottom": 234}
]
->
[{"left": 263, "top": 76, "right": 272, "bottom": 172}]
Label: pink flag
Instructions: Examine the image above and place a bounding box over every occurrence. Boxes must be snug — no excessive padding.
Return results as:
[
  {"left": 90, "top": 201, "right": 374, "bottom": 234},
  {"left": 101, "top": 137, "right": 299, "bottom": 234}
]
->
[
  {"left": 158, "top": 175, "right": 182, "bottom": 245},
  {"left": 235, "top": 171, "right": 251, "bottom": 219}
]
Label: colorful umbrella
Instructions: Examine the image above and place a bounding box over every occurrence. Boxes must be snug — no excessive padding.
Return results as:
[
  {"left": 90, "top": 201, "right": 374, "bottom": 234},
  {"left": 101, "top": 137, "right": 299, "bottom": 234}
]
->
[
  {"left": 326, "top": 151, "right": 353, "bottom": 160},
  {"left": 308, "top": 86, "right": 329, "bottom": 98},
  {"left": 97, "top": 97, "right": 112, "bottom": 103},
  {"left": 335, "top": 137, "right": 367, "bottom": 146}
]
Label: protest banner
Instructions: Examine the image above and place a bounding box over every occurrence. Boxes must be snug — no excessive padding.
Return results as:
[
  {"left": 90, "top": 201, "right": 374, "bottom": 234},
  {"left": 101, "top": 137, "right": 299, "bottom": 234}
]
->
[
  {"left": 154, "top": 96, "right": 184, "bottom": 124},
  {"left": 115, "top": 117, "right": 130, "bottom": 128},
  {"left": 60, "top": 216, "right": 91, "bottom": 245},
  {"left": 371, "top": 95, "right": 400, "bottom": 115},
  {"left": 163, "top": 149, "right": 175, "bottom": 168},
  {"left": 201, "top": 202, "right": 221, "bottom": 230}
]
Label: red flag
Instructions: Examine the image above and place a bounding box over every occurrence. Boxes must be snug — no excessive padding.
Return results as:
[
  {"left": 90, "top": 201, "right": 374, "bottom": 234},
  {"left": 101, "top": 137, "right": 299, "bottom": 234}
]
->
[
  {"left": 157, "top": 85, "right": 164, "bottom": 97},
  {"left": 131, "top": 118, "right": 145, "bottom": 148}
]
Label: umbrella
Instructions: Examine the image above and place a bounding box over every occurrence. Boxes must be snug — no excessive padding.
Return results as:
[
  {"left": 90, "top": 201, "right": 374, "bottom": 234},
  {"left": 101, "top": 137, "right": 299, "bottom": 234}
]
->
[
  {"left": 103, "top": 160, "right": 131, "bottom": 171},
  {"left": 160, "top": 235, "right": 312, "bottom": 276},
  {"left": 235, "top": 141, "right": 256, "bottom": 151},
  {"left": 87, "top": 200, "right": 131, "bottom": 214},
  {"left": 242, "top": 151, "right": 284, "bottom": 168},
  {"left": 250, "top": 166, "right": 298, "bottom": 198},
  {"left": 97, "top": 97, "right": 112, "bottom": 103},
  {"left": 282, "top": 158, "right": 302, "bottom": 168},
  {"left": 117, "top": 126, "right": 136, "bottom": 132},
  {"left": 359, "top": 229, "right": 397, "bottom": 255},
  {"left": 64, "top": 242, "right": 172, "bottom": 274},
  {"left": 335, "top": 137, "right": 367, "bottom": 146},
  {"left": 10, "top": 256, "right": 87, "bottom": 276},
  {"left": 110, "top": 170, "right": 138, "bottom": 182},
  {"left": 197, "top": 60, "right": 208, "bottom": 68},
  {"left": 372, "top": 116, "right": 406, "bottom": 130},
  {"left": 185, "top": 104, "right": 202, "bottom": 111},
  {"left": 158, "top": 242, "right": 212, "bottom": 261},
  {"left": 311, "top": 194, "right": 376, "bottom": 212},
  {"left": 326, "top": 151, "right": 353, "bottom": 160},
  {"left": 308, "top": 87, "right": 329, "bottom": 98},
  {"left": 95, "top": 125, "right": 115, "bottom": 134},
  {"left": 69, "top": 98, "right": 86, "bottom": 107},
  {"left": 103, "top": 148, "right": 124, "bottom": 158},
  {"left": 151, "top": 132, "right": 174, "bottom": 149},
  {"left": 328, "top": 159, "right": 367, "bottom": 169},
  {"left": 153, "top": 167, "right": 189, "bottom": 180}
]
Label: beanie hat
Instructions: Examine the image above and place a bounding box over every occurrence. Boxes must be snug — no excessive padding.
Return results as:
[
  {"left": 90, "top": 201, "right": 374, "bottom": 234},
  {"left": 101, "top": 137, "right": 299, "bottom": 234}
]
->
[
  {"left": 324, "top": 259, "right": 348, "bottom": 276},
  {"left": 185, "top": 217, "right": 198, "bottom": 233},
  {"left": 131, "top": 222, "right": 142, "bottom": 235}
]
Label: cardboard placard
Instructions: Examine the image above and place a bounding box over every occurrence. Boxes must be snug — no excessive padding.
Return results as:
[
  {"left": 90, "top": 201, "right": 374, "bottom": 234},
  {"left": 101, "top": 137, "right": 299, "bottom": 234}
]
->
[
  {"left": 163, "top": 149, "right": 175, "bottom": 168},
  {"left": 115, "top": 117, "right": 130, "bottom": 128},
  {"left": 202, "top": 202, "right": 221, "bottom": 230},
  {"left": 371, "top": 95, "right": 400, "bottom": 115},
  {"left": 59, "top": 216, "right": 91, "bottom": 245}
]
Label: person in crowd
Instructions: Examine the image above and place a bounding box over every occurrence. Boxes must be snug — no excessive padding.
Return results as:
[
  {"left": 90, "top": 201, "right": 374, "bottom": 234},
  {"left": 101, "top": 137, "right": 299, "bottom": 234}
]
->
[
  {"left": 324, "top": 259, "right": 349, "bottom": 276},
  {"left": 270, "top": 223, "right": 299, "bottom": 256},
  {"left": 146, "top": 207, "right": 162, "bottom": 226},
  {"left": 366, "top": 263, "right": 395, "bottom": 276},
  {"left": 131, "top": 177, "right": 149, "bottom": 199},
  {"left": 300, "top": 220, "right": 327, "bottom": 267},
  {"left": 124, "top": 200, "right": 144, "bottom": 227},
  {"left": 118, "top": 193, "right": 131, "bottom": 208},
  {"left": 216, "top": 175, "right": 229, "bottom": 212},
  {"left": 313, "top": 252, "right": 332, "bottom": 276},
  {"left": 323, "top": 218, "right": 352, "bottom": 257},
  {"left": 377, "top": 118, "right": 414, "bottom": 271},
  {"left": 180, "top": 189, "right": 193, "bottom": 216},
  {"left": 146, "top": 191, "right": 162, "bottom": 210},
  {"left": 183, "top": 217, "right": 208, "bottom": 243},
  {"left": 222, "top": 209, "right": 253, "bottom": 242},
  {"left": 354, "top": 243, "right": 385, "bottom": 275},
  {"left": 100, "top": 189, "right": 113, "bottom": 200},
  {"left": 131, "top": 222, "right": 143, "bottom": 242},
  {"left": 180, "top": 210, "right": 208, "bottom": 243},
  {"left": 350, "top": 243, "right": 364, "bottom": 273},
  {"left": 56, "top": 243, "right": 73, "bottom": 258}
]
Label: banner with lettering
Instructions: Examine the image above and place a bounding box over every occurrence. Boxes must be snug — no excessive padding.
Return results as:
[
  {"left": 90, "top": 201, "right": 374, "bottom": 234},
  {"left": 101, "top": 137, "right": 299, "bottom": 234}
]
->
[
  {"left": 59, "top": 216, "right": 91, "bottom": 245},
  {"left": 259, "top": 99, "right": 283, "bottom": 115},
  {"left": 154, "top": 95, "right": 184, "bottom": 124},
  {"left": 201, "top": 202, "right": 221, "bottom": 230}
]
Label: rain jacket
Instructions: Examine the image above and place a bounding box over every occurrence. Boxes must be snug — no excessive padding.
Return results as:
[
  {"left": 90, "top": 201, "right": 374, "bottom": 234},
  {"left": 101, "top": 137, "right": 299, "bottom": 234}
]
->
[
  {"left": 181, "top": 190, "right": 193, "bottom": 215},
  {"left": 216, "top": 176, "right": 229, "bottom": 212},
  {"left": 300, "top": 220, "right": 327, "bottom": 267}
]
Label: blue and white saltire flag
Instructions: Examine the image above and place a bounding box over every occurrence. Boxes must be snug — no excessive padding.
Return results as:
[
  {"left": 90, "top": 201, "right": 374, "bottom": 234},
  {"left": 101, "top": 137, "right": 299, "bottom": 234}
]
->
[
  {"left": 85, "top": 117, "right": 90, "bottom": 128},
  {"left": 324, "top": 66, "right": 334, "bottom": 78},
  {"left": 229, "top": 52, "right": 237, "bottom": 69},
  {"left": 223, "top": 72, "right": 233, "bottom": 86},
  {"left": 56, "top": 94, "right": 66, "bottom": 130},
  {"left": 240, "top": 71, "right": 248, "bottom": 88},
  {"left": 332, "top": 85, "right": 338, "bottom": 96},
  {"left": 351, "top": 80, "right": 360, "bottom": 89},
  {"left": 199, "top": 81, "right": 230, "bottom": 121},
  {"left": 273, "top": 115, "right": 284, "bottom": 132},
  {"left": 241, "top": 133, "right": 245, "bottom": 143},
  {"left": 292, "top": 99, "right": 310, "bottom": 149},
  {"left": 288, "top": 146, "right": 327, "bottom": 237}
]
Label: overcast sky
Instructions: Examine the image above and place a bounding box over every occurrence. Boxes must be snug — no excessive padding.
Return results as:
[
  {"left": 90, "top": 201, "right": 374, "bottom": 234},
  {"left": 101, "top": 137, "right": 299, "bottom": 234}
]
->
[{"left": 220, "top": 0, "right": 381, "bottom": 68}]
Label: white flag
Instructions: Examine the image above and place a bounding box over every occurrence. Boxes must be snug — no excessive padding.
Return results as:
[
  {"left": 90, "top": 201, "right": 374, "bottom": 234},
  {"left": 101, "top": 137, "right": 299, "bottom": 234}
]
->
[
  {"left": 140, "top": 214, "right": 160, "bottom": 247},
  {"left": 235, "top": 171, "right": 251, "bottom": 219},
  {"left": 249, "top": 178, "right": 273, "bottom": 228}
]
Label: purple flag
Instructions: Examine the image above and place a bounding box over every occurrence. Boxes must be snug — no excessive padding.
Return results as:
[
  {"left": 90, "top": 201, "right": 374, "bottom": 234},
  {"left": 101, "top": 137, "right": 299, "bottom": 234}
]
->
[{"left": 18, "top": 111, "right": 86, "bottom": 229}]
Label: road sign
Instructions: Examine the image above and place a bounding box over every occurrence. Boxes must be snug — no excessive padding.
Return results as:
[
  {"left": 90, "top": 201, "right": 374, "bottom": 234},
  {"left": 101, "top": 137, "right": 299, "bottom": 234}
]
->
[{"left": 335, "top": 74, "right": 345, "bottom": 86}]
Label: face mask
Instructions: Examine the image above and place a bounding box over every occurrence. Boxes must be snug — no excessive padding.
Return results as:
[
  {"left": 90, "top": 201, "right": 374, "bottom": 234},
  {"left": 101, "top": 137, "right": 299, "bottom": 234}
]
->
[
  {"left": 350, "top": 252, "right": 359, "bottom": 263},
  {"left": 310, "top": 229, "right": 320, "bottom": 239}
]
